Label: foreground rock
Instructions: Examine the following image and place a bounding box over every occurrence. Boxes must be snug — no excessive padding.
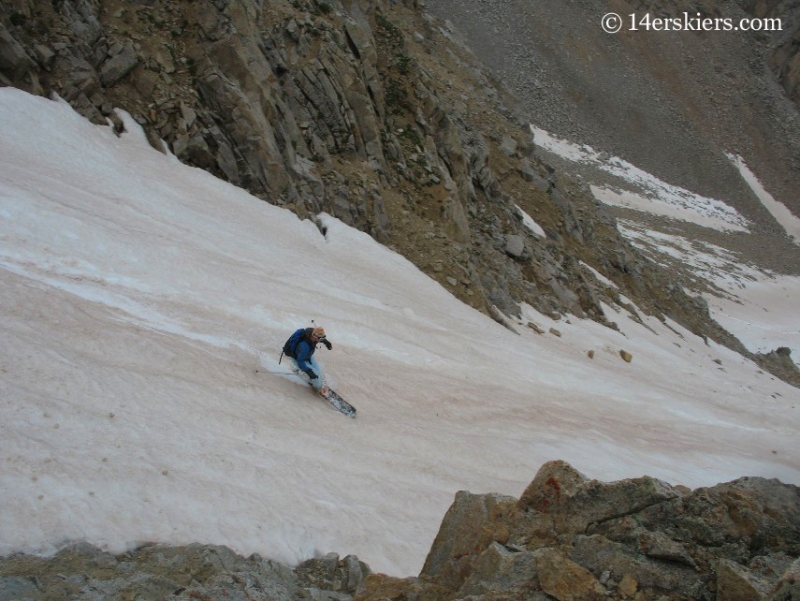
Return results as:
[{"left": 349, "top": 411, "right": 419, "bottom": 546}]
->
[
  {"left": 3, "top": 461, "right": 798, "bottom": 601},
  {"left": 0, "top": 543, "right": 369, "bottom": 601},
  {"left": 359, "top": 461, "right": 800, "bottom": 601}
]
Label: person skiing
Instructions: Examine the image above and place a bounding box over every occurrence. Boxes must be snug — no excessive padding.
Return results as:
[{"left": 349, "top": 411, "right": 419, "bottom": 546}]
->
[{"left": 281, "top": 326, "right": 333, "bottom": 391}]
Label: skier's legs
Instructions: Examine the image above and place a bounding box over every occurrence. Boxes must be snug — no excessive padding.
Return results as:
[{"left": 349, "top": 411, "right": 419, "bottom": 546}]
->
[
  {"left": 307, "top": 356, "right": 325, "bottom": 391},
  {"left": 289, "top": 356, "right": 325, "bottom": 391}
]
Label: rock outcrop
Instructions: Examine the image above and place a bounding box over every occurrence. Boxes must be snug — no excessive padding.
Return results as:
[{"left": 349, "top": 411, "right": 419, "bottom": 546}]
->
[
  {"left": 3, "top": 461, "right": 797, "bottom": 601},
  {"left": 358, "top": 460, "right": 800, "bottom": 601},
  {"left": 0, "top": 543, "right": 370, "bottom": 601},
  {"left": 0, "top": 2, "right": 725, "bottom": 320}
]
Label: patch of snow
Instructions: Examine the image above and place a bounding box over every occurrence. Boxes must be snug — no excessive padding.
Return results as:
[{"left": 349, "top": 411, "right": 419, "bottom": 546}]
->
[
  {"left": 529, "top": 125, "right": 750, "bottom": 233},
  {"left": 514, "top": 204, "right": 546, "bottom": 237},
  {"left": 727, "top": 153, "right": 800, "bottom": 245}
]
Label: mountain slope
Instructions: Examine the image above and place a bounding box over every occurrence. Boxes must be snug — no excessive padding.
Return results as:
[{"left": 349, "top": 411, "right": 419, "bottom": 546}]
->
[
  {"left": 425, "top": 0, "right": 800, "bottom": 225},
  {"left": 1, "top": 88, "right": 799, "bottom": 577},
  {"left": 4, "top": 0, "right": 796, "bottom": 386}
]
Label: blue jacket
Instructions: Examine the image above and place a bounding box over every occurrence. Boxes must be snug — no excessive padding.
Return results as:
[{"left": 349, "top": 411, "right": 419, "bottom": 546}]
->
[{"left": 293, "top": 337, "right": 317, "bottom": 375}]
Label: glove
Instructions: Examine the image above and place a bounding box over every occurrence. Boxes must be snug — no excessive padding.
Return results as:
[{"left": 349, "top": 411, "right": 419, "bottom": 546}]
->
[
  {"left": 323, "top": 339, "right": 332, "bottom": 350},
  {"left": 306, "top": 370, "right": 318, "bottom": 380}
]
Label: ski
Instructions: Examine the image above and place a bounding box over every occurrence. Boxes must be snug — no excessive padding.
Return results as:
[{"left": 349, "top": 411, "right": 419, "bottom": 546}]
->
[
  {"left": 319, "top": 386, "right": 357, "bottom": 418},
  {"left": 282, "top": 365, "right": 356, "bottom": 418}
]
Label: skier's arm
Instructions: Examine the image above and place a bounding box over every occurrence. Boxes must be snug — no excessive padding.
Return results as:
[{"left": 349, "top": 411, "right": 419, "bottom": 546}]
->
[{"left": 294, "top": 341, "right": 316, "bottom": 376}]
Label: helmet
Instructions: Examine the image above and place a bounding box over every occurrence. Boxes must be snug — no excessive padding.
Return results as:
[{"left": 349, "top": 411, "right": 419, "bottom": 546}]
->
[{"left": 312, "top": 326, "right": 326, "bottom": 339}]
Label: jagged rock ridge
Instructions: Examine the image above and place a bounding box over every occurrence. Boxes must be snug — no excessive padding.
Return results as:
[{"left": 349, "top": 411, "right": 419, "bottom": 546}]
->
[
  {"left": 0, "top": 542, "right": 370, "bottom": 600},
  {"left": 361, "top": 460, "right": 800, "bottom": 601},
  {"left": 2, "top": 461, "right": 799, "bottom": 601}
]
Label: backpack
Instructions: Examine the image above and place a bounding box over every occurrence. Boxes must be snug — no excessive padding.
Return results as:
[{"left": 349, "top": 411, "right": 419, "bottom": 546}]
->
[{"left": 282, "top": 328, "right": 310, "bottom": 359}]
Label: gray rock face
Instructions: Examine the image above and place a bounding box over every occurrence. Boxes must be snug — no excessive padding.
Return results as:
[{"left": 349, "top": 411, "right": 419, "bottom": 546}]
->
[
  {"left": 420, "top": 490, "right": 517, "bottom": 590},
  {"left": 0, "top": 22, "right": 32, "bottom": 80},
  {"left": 99, "top": 42, "right": 137, "bottom": 86},
  {"left": 0, "top": 543, "right": 370, "bottom": 601}
]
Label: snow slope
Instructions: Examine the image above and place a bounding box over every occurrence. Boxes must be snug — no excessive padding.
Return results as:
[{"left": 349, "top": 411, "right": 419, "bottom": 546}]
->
[{"left": 1, "top": 89, "right": 799, "bottom": 577}]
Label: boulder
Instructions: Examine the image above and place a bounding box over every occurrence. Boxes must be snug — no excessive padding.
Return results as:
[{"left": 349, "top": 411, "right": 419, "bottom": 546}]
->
[
  {"left": 420, "top": 491, "right": 517, "bottom": 590},
  {"left": 717, "top": 559, "right": 771, "bottom": 601},
  {"left": 296, "top": 553, "right": 370, "bottom": 595},
  {"left": 535, "top": 548, "right": 605, "bottom": 601},
  {"left": 457, "top": 542, "right": 540, "bottom": 598},
  {"left": 518, "top": 460, "right": 588, "bottom": 514},
  {"left": 99, "top": 43, "right": 138, "bottom": 86},
  {"left": 499, "top": 134, "right": 518, "bottom": 156},
  {"left": 505, "top": 234, "right": 526, "bottom": 259},
  {"left": 0, "top": 23, "right": 33, "bottom": 79},
  {"left": 355, "top": 573, "right": 446, "bottom": 601}
]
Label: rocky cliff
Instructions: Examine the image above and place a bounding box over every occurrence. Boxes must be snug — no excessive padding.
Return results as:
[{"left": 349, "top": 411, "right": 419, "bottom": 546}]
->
[
  {"left": 1, "top": 0, "right": 798, "bottom": 383},
  {"left": 2, "top": 461, "right": 799, "bottom": 601},
  {"left": 0, "top": 2, "right": 739, "bottom": 330},
  {"left": 361, "top": 461, "right": 800, "bottom": 601}
]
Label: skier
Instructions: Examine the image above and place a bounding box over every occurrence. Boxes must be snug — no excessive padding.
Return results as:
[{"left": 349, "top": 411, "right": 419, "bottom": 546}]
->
[{"left": 281, "top": 326, "right": 333, "bottom": 392}]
